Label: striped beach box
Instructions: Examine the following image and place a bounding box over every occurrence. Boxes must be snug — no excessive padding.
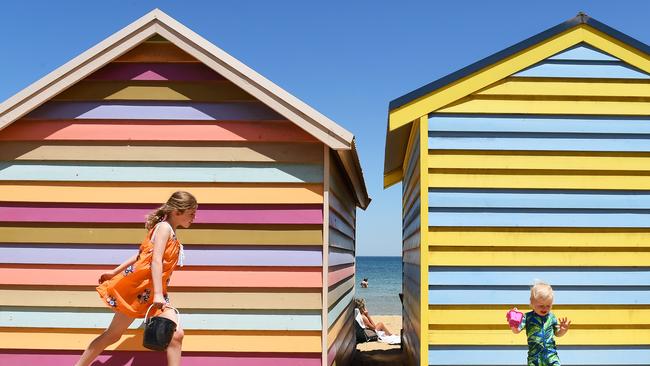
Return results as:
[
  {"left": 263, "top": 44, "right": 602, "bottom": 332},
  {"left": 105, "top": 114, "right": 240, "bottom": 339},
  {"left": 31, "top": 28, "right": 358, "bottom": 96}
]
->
[
  {"left": 386, "top": 13, "right": 650, "bottom": 366},
  {"left": 0, "top": 9, "right": 369, "bottom": 366}
]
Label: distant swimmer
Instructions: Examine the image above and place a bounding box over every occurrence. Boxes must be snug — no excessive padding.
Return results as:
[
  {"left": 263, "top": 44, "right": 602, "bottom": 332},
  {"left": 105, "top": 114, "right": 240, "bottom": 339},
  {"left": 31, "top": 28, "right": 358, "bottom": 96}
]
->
[{"left": 360, "top": 278, "right": 368, "bottom": 288}]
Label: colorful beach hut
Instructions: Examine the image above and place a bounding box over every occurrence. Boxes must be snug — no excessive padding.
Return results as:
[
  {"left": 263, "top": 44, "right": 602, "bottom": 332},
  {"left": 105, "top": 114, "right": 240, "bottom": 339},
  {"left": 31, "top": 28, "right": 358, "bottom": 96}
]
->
[
  {"left": 385, "top": 14, "right": 650, "bottom": 366},
  {"left": 0, "top": 9, "right": 369, "bottom": 366}
]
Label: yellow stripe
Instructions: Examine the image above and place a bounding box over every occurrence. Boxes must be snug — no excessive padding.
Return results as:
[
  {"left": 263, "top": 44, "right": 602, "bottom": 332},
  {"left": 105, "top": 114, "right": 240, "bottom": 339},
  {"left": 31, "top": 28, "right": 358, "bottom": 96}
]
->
[
  {"left": 0, "top": 226, "right": 323, "bottom": 245},
  {"left": 428, "top": 171, "right": 650, "bottom": 190},
  {"left": 429, "top": 151, "right": 650, "bottom": 172},
  {"left": 327, "top": 303, "right": 352, "bottom": 348},
  {"left": 428, "top": 228, "right": 650, "bottom": 248},
  {"left": 418, "top": 116, "right": 430, "bottom": 366},
  {"left": 53, "top": 81, "right": 256, "bottom": 102},
  {"left": 428, "top": 248, "right": 648, "bottom": 266},
  {"left": 429, "top": 306, "right": 650, "bottom": 325},
  {"left": 0, "top": 329, "right": 321, "bottom": 352},
  {"left": 477, "top": 79, "right": 650, "bottom": 97},
  {"left": 437, "top": 97, "right": 650, "bottom": 115},
  {"left": 0, "top": 289, "right": 322, "bottom": 309},
  {"left": 427, "top": 328, "right": 650, "bottom": 345},
  {"left": 388, "top": 27, "right": 585, "bottom": 129},
  {"left": 0, "top": 183, "right": 323, "bottom": 204},
  {"left": 581, "top": 26, "right": 650, "bottom": 75},
  {"left": 0, "top": 142, "right": 323, "bottom": 163}
]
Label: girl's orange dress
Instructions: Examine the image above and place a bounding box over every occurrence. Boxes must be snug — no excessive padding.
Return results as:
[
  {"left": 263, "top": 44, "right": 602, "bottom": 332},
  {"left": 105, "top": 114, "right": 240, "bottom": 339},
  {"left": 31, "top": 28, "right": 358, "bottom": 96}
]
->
[{"left": 96, "top": 222, "right": 183, "bottom": 318}]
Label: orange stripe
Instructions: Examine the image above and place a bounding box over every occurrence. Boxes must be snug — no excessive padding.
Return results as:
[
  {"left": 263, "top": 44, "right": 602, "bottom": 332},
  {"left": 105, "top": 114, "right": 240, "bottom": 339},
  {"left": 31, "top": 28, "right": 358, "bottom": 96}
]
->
[
  {"left": 0, "top": 120, "right": 317, "bottom": 142},
  {"left": 0, "top": 267, "right": 322, "bottom": 288}
]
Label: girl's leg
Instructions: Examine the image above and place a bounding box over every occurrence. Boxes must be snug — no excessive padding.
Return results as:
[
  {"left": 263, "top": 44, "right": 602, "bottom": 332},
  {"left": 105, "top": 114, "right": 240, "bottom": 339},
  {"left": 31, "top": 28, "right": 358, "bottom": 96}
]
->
[
  {"left": 75, "top": 311, "right": 134, "bottom": 366},
  {"left": 375, "top": 322, "right": 392, "bottom": 336},
  {"left": 159, "top": 307, "right": 184, "bottom": 366}
]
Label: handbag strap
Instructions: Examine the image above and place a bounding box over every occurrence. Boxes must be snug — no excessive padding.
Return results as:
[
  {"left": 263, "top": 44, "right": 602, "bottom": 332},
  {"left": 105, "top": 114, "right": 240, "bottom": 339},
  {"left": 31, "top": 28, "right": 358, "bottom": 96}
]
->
[{"left": 144, "top": 304, "right": 181, "bottom": 326}]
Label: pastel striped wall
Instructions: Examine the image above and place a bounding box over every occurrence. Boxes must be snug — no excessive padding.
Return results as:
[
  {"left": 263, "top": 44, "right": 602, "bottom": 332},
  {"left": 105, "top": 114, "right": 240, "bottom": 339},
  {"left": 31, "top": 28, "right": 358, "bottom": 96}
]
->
[
  {"left": 326, "top": 152, "right": 357, "bottom": 366},
  {"left": 424, "top": 43, "right": 650, "bottom": 365},
  {"left": 0, "top": 35, "right": 351, "bottom": 366}
]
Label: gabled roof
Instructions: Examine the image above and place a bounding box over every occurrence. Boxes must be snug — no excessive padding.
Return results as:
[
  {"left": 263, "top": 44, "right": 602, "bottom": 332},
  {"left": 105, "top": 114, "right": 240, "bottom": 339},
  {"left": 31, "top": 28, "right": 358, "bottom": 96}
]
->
[
  {"left": 0, "top": 9, "right": 369, "bottom": 208},
  {"left": 384, "top": 13, "right": 650, "bottom": 188}
]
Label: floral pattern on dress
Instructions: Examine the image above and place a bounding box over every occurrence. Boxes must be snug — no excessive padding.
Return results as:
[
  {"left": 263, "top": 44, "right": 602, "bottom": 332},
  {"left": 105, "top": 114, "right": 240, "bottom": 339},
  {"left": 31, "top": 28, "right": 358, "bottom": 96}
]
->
[
  {"left": 124, "top": 265, "right": 134, "bottom": 276},
  {"left": 137, "top": 289, "right": 151, "bottom": 304},
  {"left": 106, "top": 296, "right": 118, "bottom": 307}
]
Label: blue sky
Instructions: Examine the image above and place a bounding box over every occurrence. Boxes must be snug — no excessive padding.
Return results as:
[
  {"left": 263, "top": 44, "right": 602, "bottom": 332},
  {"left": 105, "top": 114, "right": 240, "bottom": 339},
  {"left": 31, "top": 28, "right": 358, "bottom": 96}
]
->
[{"left": 2, "top": 1, "right": 650, "bottom": 255}]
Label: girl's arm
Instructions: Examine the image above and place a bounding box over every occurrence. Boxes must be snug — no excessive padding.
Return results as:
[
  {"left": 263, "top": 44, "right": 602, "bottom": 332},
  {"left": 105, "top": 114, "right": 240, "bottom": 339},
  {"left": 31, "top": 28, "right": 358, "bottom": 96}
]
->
[
  {"left": 510, "top": 326, "right": 522, "bottom": 334},
  {"left": 98, "top": 253, "right": 138, "bottom": 283},
  {"left": 151, "top": 223, "right": 171, "bottom": 307}
]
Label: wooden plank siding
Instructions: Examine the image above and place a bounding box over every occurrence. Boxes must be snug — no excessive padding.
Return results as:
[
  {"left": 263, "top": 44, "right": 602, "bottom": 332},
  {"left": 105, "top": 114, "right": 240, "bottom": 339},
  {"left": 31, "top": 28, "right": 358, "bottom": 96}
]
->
[
  {"left": 401, "top": 122, "right": 422, "bottom": 366},
  {"left": 327, "top": 152, "right": 357, "bottom": 366},
  {"left": 0, "top": 37, "right": 331, "bottom": 365},
  {"left": 424, "top": 43, "right": 650, "bottom": 365}
]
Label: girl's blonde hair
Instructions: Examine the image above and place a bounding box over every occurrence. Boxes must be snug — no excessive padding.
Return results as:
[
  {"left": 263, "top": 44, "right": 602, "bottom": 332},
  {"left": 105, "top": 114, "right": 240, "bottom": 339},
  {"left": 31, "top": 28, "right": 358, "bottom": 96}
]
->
[
  {"left": 530, "top": 280, "right": 554, "bottom": 302},
  {"left": 145, "top": 191, "right": 198, "bottom": 229},
  {"left": 354, "top": 297, "right": 366, "bottom": 312}
]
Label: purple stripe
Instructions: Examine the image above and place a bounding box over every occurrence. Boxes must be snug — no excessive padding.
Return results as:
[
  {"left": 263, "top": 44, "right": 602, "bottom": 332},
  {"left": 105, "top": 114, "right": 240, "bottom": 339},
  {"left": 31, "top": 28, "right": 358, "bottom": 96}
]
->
[
  {"left": 25, "top": 101, "right": 284, "bottom": 120},
  {"left": 0, "top": 350, "right": 321, "bottom": 366},
  {"left": 0, "top": 244, "right": 323, "bottom": 266},
  {"left": 0, "top": 203, "right": 323, "bottom": 224},
  {"left": 86, "top": 63, "right": 227, "bottom": 81}
]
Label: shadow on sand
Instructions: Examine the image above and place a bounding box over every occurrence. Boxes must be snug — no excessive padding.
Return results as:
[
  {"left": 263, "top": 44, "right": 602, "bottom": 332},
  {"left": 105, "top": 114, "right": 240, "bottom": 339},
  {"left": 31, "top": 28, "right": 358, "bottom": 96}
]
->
[{"left": 351, "top": 347, "right": 405, "bottom": 366}]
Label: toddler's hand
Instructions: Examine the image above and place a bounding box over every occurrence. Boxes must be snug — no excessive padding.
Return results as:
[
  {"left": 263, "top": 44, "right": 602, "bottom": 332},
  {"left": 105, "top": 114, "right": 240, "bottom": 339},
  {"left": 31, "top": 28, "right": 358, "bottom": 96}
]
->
[
  {"left": 98, "top": 271, "right": 115, "bottom": 284},
  {"left": 559, "top": 317, "right": 571, "bottom": 331}
]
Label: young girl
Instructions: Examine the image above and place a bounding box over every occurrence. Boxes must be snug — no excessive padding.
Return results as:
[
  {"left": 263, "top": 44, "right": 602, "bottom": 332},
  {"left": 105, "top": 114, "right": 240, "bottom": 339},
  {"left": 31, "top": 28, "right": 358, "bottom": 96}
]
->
[
  {"left": 510, "top": 281, "right": 571, "bottom": 366},
  {"left": 75, "top": 191, "right": 198, "bottom": 366}
]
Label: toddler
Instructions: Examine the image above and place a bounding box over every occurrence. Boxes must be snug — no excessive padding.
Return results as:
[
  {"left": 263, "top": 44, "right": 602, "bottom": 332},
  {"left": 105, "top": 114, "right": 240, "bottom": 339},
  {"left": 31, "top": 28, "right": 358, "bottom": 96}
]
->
[{"left": 510, "top": 281, "right": 571, "bottom": 366}]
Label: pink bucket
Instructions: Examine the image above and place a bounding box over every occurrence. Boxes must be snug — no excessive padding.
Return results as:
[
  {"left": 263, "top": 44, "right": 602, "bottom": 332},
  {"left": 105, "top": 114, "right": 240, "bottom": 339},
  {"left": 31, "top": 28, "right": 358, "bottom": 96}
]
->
[{"left": 506, "top": 309, "right": 524, "bottom": 328}]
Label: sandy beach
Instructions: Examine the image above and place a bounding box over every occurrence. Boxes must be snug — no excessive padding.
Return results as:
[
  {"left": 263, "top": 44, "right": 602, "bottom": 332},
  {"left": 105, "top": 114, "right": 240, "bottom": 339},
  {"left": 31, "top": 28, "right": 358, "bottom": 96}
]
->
[{"left": 352, "top": 315, "right": 404, "bottom": 366}]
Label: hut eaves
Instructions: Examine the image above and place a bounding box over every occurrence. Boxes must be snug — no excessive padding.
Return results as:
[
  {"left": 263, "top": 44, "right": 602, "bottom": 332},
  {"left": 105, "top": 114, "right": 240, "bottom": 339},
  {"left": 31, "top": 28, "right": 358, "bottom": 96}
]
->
[
  {"left": 0, "top": 8, "right": 370, "bottom": 209},
  {"left": 384, "top": 13, "right": 650, "bottom": 188}
]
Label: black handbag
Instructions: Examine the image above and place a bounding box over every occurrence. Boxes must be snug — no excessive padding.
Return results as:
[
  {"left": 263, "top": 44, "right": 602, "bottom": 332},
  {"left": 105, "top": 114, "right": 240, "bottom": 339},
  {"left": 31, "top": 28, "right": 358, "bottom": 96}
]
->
[{"left": 142, "top": 305, "right": 179, "bottom": 351}]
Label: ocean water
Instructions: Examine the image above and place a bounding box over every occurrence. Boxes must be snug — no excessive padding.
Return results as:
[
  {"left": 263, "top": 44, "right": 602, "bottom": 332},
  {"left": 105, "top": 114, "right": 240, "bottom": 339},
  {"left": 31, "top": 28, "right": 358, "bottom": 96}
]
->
[{"left": 353, "top": 256, "right": 402, "bottom": 315}]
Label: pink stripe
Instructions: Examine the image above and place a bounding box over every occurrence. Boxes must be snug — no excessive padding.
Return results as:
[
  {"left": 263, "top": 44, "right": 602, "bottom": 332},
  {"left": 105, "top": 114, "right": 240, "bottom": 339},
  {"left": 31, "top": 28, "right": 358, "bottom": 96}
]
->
[
  {"left": 0, "top": 203, "right": 323, "bottom": 224},
  {"left": 86, "top": 63, "right": 227, "bottom": 81},
  {"left": 0, "top": 350, "right": 321, "bottom": 366},
  {"left": 328, "top": 265, "right": 355, "bottom": 286},
  {"left": 0, "top": 267, "right": 322, "bottom": 288}
]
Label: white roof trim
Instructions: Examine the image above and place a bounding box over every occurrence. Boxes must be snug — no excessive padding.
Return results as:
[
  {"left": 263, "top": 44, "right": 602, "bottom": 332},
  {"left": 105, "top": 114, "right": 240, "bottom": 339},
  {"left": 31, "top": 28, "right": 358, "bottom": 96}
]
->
[{"left": 0, "top": 9, "right": 353, "bottom": 150}]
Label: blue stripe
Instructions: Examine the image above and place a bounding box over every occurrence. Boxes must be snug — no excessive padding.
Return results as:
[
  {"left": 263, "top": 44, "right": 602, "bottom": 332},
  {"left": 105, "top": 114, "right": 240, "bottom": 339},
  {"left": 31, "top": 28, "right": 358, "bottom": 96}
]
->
[
  {"left": 428, "top": 267, "right": 650, "bottom": 286},
  {"left": 514, "top": 61, "right": 650, "bottom": 79},
  {"left": 429, "top": 115, "right": 650, "bottom": 135},
  {"left": 428, "top": 210, "right": 650, "bottom": 227},
  {"left": 0, "top": 244, "right": 324, "bottom": 266},
  {"left": 26, "top": 101, "right": 283, "bottom": 120},
  {"left": 428, "top": 346, "right": 650, "bottom": 365},
  {"left": 0, "top": 308, "right": 321, "bottom": 331},
  {"left": 548, "top": 44, "right": 619, "bottom": 61},
  {"left": 429, "top": 189, "right": 650, "bottom": 209},
  {"left": 0, "top": 162, "right": 323, "bottom": 183},
  {"left": 328, "top": 289, "right": 354, "bottom": 328},
  {"left": 428, "top": 134, "right": 650, "bottom": 152},
  {"left": 329, "top": 249, "right": 354, "bottom": 267},
  {"left": 404, "top": 138, "right": 420, "bottom": 187},
  {"left": 428, "top": 287, "right": 650, "bottom": 305}
]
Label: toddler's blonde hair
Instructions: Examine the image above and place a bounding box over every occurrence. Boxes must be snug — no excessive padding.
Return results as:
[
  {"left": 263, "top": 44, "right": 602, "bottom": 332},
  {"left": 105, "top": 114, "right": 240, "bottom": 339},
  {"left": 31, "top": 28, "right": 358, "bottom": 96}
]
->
[
  {"left": 145, "top": 191, "right": 197, "bottom": 229},
  {"left": 530, "top": 280, "right": 554, "bottom": 302}
]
